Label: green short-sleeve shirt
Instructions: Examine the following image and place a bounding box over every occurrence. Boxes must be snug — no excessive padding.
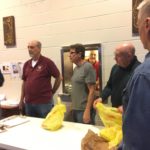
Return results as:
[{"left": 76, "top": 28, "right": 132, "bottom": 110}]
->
[{"left": 71, "top": 62, "right": 96, "bottom": 110}]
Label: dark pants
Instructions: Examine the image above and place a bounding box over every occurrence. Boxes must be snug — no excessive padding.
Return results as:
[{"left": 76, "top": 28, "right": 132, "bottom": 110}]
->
[
  {"left": 25, "top": 101, "right": 54, "bottom": 118},
  {"left": 72, "top": 109, "right": 95, "bottom": 125}
]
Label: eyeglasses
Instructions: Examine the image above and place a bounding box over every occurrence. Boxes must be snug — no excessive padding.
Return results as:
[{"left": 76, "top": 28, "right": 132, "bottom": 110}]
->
[{"left": 70, "top": 52, "right": 76, "bottom": 55}]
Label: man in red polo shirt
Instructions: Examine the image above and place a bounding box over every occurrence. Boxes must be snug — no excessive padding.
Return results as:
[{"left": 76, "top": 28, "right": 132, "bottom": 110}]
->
[
  {"left": 87, "top": 50, "right": 100, "bottom": 92},
  {"left": 19, "top": 40, "right": 61, "bottom": 118}
]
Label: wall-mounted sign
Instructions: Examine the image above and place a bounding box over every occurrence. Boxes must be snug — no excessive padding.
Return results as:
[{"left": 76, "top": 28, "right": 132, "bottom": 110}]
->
[
  {"left": 132, "top": 0, "right": 143, "bottom": 35},
  {"left": 3, "top": 16, "right": 16, "bottom": 46}
]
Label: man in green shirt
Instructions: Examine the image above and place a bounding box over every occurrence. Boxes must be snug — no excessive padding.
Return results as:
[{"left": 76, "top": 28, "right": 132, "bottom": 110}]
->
[{"left": 69, "top": 44, "right": 96, "bottom": 124}]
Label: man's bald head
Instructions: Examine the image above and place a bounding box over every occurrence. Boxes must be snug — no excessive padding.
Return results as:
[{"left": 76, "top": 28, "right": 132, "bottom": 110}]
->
[{"left": 114, "top": 43, "right": 136, "bottom": 68}]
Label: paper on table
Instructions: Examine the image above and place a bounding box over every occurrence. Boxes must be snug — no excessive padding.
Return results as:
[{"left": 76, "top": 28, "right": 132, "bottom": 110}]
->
[
  {"left": 0, "top": 100, "right": 19, "bottom": 107},
  {"left": 0, "top": 115, "right": 30, "bottom": 128},
  {"left": 0, "top": 94, "right": 6, "bottom": 101}
]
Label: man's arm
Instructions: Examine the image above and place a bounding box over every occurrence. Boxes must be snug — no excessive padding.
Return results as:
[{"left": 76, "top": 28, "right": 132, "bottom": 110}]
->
[
  {"left": 52, "top": 74, "right": 62, "bottom": 94},
  {"left": 83, "top": 83, "right": 95, "bottom": 124},
  {"left": 100, "top": 67, "right": 114, "bottom": 102},
  {"left": 19, "top": 81, "right": 25, "bottom": 110},
  {"left": 93, "top": 67, "right": 114, "bottom": 109}
]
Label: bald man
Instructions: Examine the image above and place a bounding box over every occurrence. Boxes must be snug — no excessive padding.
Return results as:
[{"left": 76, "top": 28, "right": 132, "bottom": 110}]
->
[
  {"left": 94, "top": 43, "right": 141, "bottom": 108},
  {"left": 19, "top": 40, "right": 62, "bottom": 118}
]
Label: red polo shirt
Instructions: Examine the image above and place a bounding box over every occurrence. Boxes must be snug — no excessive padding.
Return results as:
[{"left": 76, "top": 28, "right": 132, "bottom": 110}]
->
[
  {"left": 22, "top": 55, "right": 60, "bottom": 104},
  {"left": 92, "top": 61, "right": 100, "bottom": 80}
]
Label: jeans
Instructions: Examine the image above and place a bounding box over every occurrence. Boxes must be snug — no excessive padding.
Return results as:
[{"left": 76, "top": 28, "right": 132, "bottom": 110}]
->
[
  {"left": 72, "top": 109, "right": 95, "bottom": 125},
  {"left": 25, "top": 100, "right": 54, "bottom": 118}
]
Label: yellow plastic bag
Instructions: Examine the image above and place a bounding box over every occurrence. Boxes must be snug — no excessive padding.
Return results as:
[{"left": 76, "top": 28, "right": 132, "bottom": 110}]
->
[
  {"left": 95, "top": 103, "right": 122, "bottom": 149},
  {"left": 96, "top": 103, "right": 122, "bottom": 127},
  {"left": 42, "top": 97, "right": 66, "bottom": 131}
]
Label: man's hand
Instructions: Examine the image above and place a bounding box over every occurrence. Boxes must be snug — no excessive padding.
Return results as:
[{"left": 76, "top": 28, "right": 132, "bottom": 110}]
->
[
  {"left": 93, "top": 97, "right": 102, "bottom": 109},
  {"left": 83, "top": 109, "right": 91, "bottom": 124},
  {"left": 117, "top": 105, "right": 123, "bottom": 114}
]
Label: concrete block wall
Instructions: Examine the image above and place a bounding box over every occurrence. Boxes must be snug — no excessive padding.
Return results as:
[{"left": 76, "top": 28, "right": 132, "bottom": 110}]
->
[{"left": 0, "top": 0, "right": 146, "bottom": 100}]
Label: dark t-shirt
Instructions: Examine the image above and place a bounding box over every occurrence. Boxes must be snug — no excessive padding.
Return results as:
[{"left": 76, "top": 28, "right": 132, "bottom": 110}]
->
[{"left": 22, "top": 55, "right": 60, "bottom": 104}]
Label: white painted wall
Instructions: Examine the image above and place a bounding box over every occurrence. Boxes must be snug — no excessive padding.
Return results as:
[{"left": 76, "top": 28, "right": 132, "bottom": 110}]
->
[{"left": 0, "top": 0, "right": 146, "bottom": 101}]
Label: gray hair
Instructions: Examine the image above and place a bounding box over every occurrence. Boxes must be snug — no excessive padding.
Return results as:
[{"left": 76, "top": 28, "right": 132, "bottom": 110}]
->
[
  {"left": 138, "top": 1, "right": 150, "bottom": 20},
  {"left": 36, "top": 41, "right": 42, "bottom": 49}
]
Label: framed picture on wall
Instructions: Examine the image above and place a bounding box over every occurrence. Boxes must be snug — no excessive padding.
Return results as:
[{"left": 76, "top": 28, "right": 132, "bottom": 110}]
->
[
  {"left": 132, "top": 0, "right": 143, "bottom": 35},
  {"left": 0, "top": 63, "right": 11, "bottom": 74},
  {"left": 61, "top": 43, "right": 102, "bottom": 95},
  {"left": 3, "top": 16, "right": 16, "bottom": 46}
]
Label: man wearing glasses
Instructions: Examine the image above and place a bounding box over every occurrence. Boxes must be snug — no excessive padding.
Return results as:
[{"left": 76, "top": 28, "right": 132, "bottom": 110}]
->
[{"left": 69, "top": 44, "right": 96, "bottom": 124}]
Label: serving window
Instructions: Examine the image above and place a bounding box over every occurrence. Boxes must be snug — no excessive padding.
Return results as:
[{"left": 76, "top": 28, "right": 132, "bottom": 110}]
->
[{"left": 61, "top": 43, "right": 102, "bottom": 95}]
